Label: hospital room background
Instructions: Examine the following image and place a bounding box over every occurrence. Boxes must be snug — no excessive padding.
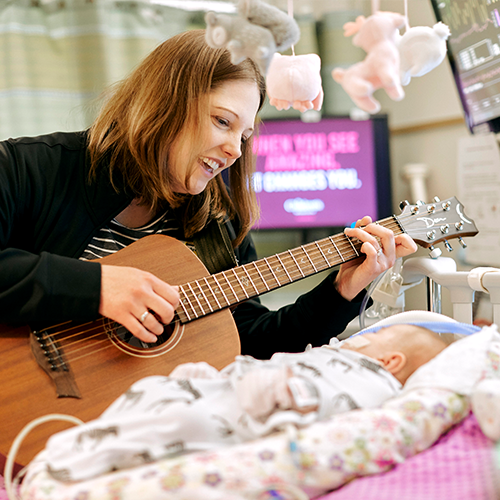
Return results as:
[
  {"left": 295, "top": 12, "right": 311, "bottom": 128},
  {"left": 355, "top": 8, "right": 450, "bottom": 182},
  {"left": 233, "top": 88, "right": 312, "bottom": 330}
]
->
[
  {"left": 0, "top": 0, "right": 493, "bottom": 324},
  {"left": 5, "top": 0, "right": 500, "bottom": 498}
]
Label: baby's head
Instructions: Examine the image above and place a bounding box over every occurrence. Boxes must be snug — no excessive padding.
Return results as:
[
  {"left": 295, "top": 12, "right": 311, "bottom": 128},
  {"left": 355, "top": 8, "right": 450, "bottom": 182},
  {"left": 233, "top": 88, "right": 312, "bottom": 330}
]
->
[{"left": 341, "top": 324, "right": 448, "bottom": 384}]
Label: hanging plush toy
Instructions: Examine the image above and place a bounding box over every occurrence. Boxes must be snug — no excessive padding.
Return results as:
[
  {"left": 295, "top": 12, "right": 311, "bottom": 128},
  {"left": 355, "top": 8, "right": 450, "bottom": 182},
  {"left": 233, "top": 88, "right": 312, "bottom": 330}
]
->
[
  {"left": 205, "top": 11, "right": 277, "bottom": 74},
  {"left": 266, "top": 53, "right": 324, "bottom": 112},
  {"left": 204, "top": 0, "right": 300, "bottom": 75},
  {"left": 397, "top": 22, "right": 451, "bottom": 86},
  {"left": 331, "top": 11, "right": 407, "bottom": 114},
  {"left": 239, "top": 0, "right": 300, "bottom": 52},
  {"left": 263, "top": 0, "right": 324, "bottom": 113},
  {"left": 331, "top": 0, "right": 451, "bottom": 115}
]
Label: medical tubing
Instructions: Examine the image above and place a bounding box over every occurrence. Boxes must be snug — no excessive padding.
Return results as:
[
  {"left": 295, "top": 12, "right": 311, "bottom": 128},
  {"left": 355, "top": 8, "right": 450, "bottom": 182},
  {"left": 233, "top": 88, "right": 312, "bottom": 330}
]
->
[{"left": 358, "top": 270, "right": 389, "bottom": 331}]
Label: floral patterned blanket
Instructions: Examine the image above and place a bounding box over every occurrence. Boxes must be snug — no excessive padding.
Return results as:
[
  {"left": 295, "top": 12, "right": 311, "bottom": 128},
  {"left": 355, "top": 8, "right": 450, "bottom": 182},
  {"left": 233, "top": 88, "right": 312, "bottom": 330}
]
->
[{"left": 20, "top": 387, "right": 469, "bottom": 500}]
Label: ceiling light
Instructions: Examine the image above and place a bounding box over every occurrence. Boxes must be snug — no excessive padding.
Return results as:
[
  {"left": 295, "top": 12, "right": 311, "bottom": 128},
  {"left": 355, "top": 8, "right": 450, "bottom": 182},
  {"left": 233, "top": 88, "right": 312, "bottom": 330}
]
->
[{"left": 147, "top": 0, "right": 236, "bottom": 12}]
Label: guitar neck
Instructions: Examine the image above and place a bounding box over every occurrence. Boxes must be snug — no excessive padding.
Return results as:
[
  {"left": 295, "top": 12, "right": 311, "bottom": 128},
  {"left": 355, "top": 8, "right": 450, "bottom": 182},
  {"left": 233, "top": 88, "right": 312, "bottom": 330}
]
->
[{"left": 177, "top": 216, "right": 403, "bottom": 323}]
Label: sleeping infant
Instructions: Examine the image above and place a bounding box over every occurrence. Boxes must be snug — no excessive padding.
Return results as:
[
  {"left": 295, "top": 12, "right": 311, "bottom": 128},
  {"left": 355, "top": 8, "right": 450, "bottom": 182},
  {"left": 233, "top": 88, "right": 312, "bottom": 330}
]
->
[{"left": 45, "top": 324, "right": 448, "bottom": 482}]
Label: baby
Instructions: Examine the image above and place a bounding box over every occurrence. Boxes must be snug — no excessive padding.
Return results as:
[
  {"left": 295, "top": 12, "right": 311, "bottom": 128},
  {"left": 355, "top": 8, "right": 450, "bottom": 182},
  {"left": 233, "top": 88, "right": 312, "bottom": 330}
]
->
[{"left": 45, "top": 324, "right": 448, "bottom": 482}]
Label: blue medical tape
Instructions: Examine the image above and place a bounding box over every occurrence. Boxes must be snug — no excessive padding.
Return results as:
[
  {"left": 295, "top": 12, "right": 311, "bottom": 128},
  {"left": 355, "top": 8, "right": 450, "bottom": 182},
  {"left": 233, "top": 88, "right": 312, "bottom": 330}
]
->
[{"left": 357, "top": 321, "right": 481, "bottom": 336}]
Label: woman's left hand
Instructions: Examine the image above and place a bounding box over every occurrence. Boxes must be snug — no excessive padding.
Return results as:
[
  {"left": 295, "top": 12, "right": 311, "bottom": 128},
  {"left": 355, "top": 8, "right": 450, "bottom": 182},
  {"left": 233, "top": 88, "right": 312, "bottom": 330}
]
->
[{"left": 334, "top": 216, "right": 418, "bottom": 301}]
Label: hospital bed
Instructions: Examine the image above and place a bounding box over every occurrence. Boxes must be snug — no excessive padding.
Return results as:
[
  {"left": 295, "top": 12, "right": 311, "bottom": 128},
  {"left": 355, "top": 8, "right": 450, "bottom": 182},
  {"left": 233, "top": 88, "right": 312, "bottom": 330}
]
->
[{"left": 3, "top": 256, "right": 500, "bottom": 500}]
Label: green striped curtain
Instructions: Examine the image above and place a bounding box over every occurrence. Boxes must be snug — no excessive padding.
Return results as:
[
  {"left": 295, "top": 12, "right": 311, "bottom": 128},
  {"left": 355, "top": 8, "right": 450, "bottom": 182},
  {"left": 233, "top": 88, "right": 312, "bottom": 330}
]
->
[{"left": 0, "top": 0, "right": 190, "bottom": 140}]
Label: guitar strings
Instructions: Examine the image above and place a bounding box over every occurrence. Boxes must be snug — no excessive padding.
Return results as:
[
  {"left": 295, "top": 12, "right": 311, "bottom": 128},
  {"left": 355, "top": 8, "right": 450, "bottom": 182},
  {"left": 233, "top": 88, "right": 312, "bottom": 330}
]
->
[
  {"left": 54, "top": 339, "right": 123, "bottom": 367},
  {"left": 178, "top": 218, "right": 404, "bottom": 316},
  {"left": 179, "top": 209, "right": 456, "bottom": 318},
  {"left": 38, "top": 210, "right": 452, "bottom": 364}
]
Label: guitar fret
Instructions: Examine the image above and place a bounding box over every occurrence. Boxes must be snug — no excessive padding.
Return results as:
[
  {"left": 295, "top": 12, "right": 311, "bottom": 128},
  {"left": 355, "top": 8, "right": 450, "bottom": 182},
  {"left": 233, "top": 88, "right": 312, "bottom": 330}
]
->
[
  {"left": 345, "top": 235, "right": 359, "bottom": 257},
  {"left": 295, "top": 249, "right": 311, "bottom": 274},
  {"left": 301, "top": 245, "right": 318, "bottom": 272},
  {"left": 288, "top": 249, "right": 305, "bottom": 277},
  {"left": 242, "top": 265, "right": 259, "bottom": 295},
  {"left": 253, "top": 261, "right": 270, "bottom": 291},
  {"left": 263, "top": 257, "right": 281, "bottom": 287},
  {"left": 204, "top": 277, "right": 221, "bottom": 309},
  {"left": 186, "top": 283, "right": 204, "bottom": 316},
  {"left": 195, "top": 280, "right": 213, "bottom": 313},
  {"left": 329, "top": 236, "right": 344, "bottom": 262},
  {"left": 276, "top": 254, "right": 292, "bottom": 282},
  {"left": 222, "top": 271, "right": 238, "bottom": 302},
  {"left": 232, "top": 268, "right": 249, "bottom": 299},
  {"left": 315, "top": 241, "right": 330, "bottom": 266},
  {"left": 179, "top": 287, "right": 194, "bottom": 321},
  {"left": 212, "top": 275, "right": 230, "bottom": 306},
  {"left": 319, "top": 239, "right": 337, "bottom": 263}
]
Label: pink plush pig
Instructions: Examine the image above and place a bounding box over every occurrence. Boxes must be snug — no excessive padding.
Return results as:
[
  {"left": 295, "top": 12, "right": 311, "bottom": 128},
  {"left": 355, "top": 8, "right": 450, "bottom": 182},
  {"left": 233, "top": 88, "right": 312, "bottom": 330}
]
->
[{"left": 266, "top": 53, "right": 324, "bottom": 112}]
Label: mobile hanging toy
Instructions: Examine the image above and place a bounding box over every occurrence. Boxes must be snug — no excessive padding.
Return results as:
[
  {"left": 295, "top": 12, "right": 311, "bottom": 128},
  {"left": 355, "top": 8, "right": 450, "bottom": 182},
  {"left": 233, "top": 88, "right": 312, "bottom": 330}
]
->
[{"left": 204, "top": 0, "right": 450, "bottom": 115}]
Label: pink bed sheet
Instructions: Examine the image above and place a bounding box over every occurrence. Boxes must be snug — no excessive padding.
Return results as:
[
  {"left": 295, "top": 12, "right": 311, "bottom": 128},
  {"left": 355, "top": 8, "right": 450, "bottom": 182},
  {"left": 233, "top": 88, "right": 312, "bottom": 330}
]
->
[
  {"left": 317, "top": 413, "right": 498, "bottom": 500},
  {"left": 0, "top": 476, "right": 7, "bottom": 500}
]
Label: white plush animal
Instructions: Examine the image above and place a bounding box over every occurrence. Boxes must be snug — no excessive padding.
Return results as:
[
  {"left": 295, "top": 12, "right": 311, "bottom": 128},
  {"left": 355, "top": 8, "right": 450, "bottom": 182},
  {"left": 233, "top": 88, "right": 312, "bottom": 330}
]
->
[{"left": 398, "top": 22, "right": 451, "bottom": 86}]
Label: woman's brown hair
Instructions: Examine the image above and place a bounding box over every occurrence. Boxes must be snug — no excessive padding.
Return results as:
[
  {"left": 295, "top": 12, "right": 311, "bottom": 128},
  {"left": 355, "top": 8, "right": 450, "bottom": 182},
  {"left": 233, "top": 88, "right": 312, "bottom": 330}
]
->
[{"left": 88, "top": 29, "right": 266, "bottom": 246}]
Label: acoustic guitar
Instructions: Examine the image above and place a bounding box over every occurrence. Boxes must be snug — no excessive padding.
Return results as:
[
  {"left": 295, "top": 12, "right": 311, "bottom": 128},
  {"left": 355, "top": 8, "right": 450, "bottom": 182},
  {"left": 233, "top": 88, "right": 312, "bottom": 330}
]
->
[{"left": 0, "top": 197, "right": 478, "bottom": 465}]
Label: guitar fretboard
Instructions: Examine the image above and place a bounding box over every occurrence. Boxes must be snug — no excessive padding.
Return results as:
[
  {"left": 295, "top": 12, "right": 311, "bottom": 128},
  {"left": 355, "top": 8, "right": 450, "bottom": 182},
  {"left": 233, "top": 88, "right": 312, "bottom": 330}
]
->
[{"left": 176, "top": 216, "right": 403, "bottom": 323}]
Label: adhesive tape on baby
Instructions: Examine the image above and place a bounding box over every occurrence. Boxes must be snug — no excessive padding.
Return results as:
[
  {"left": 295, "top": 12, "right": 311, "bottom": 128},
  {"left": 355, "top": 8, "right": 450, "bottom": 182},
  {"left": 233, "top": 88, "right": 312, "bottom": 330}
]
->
[{"left": 342, "top": 335, "right": 371, "bottom": 348}]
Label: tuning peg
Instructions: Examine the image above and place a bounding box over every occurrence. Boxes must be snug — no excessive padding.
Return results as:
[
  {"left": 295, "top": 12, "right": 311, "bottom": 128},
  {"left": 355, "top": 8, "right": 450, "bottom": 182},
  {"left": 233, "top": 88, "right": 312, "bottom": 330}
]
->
[
  {"left": 399, "top": 200, "right": 410, "bottom": 210},
  {"left": 416, "top": 200, "right": 426, "bottom": 206},
  {"left": 433, "top": 196, "right": 441, "bottom": 202},
  {"left": 429, "top": 245, "right": 442, "bottom": 259},
  {"left": 458, "top": 237, "right": 467, "bottom": 249},
  {"left": 444, "top": 240, "right": 453, "bottom": 252}
]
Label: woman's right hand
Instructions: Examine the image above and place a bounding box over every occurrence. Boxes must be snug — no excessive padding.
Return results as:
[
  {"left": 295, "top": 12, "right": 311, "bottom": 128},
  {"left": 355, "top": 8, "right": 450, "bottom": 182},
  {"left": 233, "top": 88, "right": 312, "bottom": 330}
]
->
[{"left": 99, "top": 264, "right": 180, "bottom": 343}]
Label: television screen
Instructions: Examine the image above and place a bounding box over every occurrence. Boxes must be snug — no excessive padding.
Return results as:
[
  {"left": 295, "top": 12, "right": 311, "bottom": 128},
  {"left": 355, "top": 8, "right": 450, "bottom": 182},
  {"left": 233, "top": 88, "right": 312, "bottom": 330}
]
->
[
  {"left": 252, "top": 115, "right": 392, "bottom": 230},
  {"left": 431, "top": 0, "right": 500, "bottom": 133}
]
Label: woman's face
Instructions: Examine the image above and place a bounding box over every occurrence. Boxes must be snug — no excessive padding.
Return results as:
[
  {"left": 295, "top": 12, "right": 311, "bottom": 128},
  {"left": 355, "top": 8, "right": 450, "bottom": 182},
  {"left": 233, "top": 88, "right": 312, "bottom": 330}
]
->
[{"left": 169, "top": 79, "right": 261, "bottom": 195}]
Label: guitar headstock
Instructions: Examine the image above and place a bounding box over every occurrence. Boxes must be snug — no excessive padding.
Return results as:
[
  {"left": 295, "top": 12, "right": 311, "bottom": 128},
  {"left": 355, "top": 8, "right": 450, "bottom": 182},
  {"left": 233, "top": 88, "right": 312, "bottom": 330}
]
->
[{"left": 396, "top": 197, "right": 478, "bottom": 250}]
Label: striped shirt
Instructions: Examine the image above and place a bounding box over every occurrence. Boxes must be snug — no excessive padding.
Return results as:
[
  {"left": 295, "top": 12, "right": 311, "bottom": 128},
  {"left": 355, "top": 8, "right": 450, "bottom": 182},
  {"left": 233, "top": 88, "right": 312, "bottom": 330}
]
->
[{"left": 79, "top": 211, "right": 189, "bottom": 261}]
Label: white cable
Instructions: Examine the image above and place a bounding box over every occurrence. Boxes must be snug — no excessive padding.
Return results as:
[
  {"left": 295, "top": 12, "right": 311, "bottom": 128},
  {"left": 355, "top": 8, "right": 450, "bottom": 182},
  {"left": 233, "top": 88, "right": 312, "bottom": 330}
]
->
[{"left": 4, "top": 414, "right": 84, "bottom": 500}]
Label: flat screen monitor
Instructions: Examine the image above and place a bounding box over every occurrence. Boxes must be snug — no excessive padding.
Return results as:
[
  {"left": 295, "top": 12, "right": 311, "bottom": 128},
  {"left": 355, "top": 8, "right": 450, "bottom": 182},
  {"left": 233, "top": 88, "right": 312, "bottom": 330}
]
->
[
  {"left": 431, "top": 0, "right": 500, "bottom": 133},
  {"left": 251, "top": 115, "right": 392, "bottom": 230}
]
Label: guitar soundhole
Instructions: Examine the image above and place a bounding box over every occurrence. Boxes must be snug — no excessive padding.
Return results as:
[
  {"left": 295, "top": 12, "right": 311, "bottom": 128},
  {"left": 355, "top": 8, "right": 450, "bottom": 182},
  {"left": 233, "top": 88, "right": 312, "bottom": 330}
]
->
[
  {"left": 114, "top": 322, "right": 175, "bottom": 349},
  {"left": 105, "top": 315, "right": 184, "bottom": 358}
]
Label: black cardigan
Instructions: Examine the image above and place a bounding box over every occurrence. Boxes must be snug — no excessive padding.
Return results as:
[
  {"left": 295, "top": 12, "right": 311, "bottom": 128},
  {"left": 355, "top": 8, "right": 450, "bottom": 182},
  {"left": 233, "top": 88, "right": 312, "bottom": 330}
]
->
[{"left": 0, "top": 131, "right": 365, "bottom": 359}]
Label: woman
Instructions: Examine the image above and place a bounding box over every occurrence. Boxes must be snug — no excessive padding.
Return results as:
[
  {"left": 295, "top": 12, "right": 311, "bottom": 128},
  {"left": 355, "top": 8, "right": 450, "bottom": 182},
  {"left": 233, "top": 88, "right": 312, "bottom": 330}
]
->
[{"left": 0, "top": 30, "right": 417, "bottom": 359}]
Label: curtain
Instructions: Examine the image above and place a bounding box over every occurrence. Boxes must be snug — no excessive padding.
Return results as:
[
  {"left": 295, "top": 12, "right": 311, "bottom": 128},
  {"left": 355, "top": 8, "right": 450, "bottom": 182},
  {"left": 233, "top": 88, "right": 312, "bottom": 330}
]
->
[{"left": 0, "top": 0, "right": 190, "bottom": 140}]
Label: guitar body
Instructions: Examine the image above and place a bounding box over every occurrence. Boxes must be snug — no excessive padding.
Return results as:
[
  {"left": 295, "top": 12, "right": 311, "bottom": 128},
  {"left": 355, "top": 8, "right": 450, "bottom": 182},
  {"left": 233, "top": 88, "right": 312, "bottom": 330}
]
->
[{"left": 0, "top": 235, "right": 240, "bottom": 465}]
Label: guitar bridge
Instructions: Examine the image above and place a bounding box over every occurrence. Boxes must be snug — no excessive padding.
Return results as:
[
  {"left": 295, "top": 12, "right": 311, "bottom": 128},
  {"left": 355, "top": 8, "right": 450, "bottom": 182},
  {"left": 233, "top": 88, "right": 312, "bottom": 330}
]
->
[{"left": 30, "top": 329, "right": 81, "bottom": 399}]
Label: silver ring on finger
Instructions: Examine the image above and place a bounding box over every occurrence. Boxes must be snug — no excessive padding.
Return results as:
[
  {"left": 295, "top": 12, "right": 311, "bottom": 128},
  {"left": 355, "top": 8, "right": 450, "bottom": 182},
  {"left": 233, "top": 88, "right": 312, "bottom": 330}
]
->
[
  {"left": 140, "top": 310, "right": 150, "bottom": 323},
  {"left": 376, "top": 248, "right": 383, "bottom": 258}
]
